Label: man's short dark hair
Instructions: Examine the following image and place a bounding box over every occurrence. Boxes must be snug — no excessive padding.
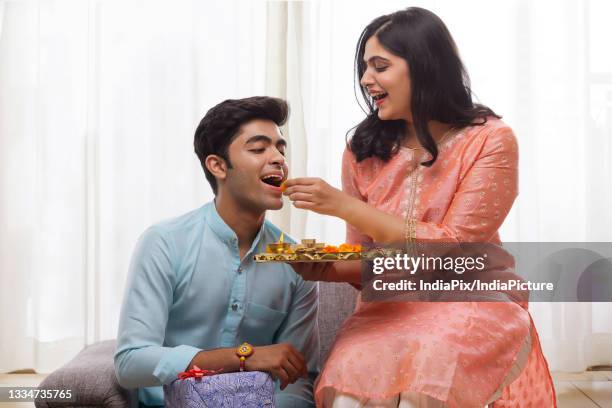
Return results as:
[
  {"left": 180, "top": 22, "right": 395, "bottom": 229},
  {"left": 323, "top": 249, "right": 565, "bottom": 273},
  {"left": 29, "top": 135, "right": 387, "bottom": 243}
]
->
[{"left": 194, "top": 96, "right": 289, "bottom": 194}]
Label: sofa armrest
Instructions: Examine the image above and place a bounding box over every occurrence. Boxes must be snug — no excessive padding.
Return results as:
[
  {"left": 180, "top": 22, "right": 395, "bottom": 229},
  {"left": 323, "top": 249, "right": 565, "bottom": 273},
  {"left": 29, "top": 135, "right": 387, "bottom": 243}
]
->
[{"left": 35, "top": 340, "right": 137, "bottom": 408}]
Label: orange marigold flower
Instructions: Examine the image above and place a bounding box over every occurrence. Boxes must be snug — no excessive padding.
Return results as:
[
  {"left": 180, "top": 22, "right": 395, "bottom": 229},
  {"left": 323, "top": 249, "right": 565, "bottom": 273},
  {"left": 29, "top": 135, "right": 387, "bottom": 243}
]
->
[
  {"left": 338, "top": 243, "right": 363, "bottom": 252},
  {"left": 323, "top": 245, "right": 339, "bottom": 253}
]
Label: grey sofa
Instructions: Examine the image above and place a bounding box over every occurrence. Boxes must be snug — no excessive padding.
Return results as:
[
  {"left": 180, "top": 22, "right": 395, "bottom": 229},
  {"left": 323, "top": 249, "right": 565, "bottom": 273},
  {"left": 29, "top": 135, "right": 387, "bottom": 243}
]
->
[{"left": 35, "top": 282, "right": 357, "bottom": 408}]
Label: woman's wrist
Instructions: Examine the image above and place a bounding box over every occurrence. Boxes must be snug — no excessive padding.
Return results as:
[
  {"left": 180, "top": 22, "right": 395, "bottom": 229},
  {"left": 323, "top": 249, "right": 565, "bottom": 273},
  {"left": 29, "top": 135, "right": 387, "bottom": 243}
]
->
[{"left": 335, "top": 194, "right": 362, "bottom": 222}]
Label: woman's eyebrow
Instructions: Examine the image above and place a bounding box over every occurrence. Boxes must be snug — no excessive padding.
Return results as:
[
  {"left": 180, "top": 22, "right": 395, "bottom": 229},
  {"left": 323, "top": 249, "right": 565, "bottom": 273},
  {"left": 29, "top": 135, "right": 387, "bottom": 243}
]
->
[{"left": 364, "top": 56, "right": 391, "bottom": 64}]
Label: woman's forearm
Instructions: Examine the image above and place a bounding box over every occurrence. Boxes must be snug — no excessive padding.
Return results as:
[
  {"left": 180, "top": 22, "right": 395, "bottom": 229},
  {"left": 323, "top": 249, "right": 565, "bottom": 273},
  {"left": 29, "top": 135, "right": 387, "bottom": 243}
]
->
[
  {"left": 338, "top": 197, "right": 405, "bottom": 243},
  {"left": 329, "top": 260, "right": 362, "bottom": 284}
]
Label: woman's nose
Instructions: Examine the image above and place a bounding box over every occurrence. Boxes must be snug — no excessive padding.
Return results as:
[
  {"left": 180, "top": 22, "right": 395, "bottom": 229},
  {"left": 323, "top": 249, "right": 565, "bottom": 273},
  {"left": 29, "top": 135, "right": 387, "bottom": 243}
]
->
[{"left": 360, "top": 70, "right": 374, "bottom": 88}]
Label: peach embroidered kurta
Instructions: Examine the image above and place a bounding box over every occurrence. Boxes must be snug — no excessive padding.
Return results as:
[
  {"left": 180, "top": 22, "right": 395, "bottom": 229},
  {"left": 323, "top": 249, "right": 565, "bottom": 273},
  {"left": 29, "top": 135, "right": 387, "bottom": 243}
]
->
[{"left": 315, "top": 119, "right": 556, "bottom": 407}]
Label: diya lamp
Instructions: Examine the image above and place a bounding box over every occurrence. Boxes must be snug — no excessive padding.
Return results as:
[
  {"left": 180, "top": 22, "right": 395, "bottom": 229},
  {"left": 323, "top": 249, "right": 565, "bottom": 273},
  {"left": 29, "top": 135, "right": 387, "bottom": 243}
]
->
[{"left": 266, "top": 232, "right": 292, "bottom": 253}]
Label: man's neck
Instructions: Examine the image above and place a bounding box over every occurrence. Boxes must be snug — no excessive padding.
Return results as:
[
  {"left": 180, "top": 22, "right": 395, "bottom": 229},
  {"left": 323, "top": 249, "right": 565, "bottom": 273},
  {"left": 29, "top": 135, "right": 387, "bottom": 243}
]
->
[{"left": 214, "top": 193, "right": 265, "bottom": 257}]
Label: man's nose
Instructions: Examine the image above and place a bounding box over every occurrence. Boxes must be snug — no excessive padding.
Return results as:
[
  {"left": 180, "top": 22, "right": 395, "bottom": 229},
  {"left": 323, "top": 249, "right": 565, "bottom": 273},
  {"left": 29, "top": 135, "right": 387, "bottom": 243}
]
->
[{"left": 270, "top": 149, "right": 286, "bottom": 166}]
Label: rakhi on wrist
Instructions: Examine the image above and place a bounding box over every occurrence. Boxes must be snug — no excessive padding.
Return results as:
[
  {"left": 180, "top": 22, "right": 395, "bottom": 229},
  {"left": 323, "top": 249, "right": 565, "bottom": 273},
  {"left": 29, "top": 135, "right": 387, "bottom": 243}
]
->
[{"left": 236, "top": 342, "right": 254, "bottom": 372}]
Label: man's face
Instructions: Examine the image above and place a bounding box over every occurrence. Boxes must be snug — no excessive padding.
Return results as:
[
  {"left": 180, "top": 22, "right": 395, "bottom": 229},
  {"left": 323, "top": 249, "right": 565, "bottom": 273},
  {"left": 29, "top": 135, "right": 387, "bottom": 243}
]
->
[{"left": 221, "top": 119, "right": 288, "bottom": 212}]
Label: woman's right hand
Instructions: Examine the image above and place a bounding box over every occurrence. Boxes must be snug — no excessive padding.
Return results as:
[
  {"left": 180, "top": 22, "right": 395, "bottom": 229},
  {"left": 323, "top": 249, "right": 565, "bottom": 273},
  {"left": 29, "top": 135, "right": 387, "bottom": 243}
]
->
[{"left": 282, "top": 177, "right": 357, "bottom": 219}]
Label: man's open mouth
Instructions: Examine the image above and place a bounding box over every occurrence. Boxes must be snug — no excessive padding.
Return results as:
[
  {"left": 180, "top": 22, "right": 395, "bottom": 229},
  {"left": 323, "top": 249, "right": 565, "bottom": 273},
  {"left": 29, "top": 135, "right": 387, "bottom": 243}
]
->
[{"left": 261, "top": 174, "right": 283, "bottom": 188}]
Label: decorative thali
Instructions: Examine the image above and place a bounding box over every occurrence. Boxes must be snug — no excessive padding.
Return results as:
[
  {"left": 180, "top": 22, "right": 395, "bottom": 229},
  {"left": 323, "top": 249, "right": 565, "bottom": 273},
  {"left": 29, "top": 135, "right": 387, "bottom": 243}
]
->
[{"left": 254, "top": 236, "right": 363, "bottom": 263}]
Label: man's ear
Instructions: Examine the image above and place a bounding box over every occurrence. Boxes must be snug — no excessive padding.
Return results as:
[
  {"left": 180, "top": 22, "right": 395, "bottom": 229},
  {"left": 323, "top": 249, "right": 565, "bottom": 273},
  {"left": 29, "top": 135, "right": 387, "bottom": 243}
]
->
[{"left": 204, "top": 154, "right": 228, "bottom": 182}]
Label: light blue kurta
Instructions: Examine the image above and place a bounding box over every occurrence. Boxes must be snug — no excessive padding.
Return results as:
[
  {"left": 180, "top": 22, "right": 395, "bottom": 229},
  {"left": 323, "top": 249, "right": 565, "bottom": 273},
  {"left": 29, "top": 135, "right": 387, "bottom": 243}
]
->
[{"left": 114, "top": 202, "right": 319, "bottom": 407}]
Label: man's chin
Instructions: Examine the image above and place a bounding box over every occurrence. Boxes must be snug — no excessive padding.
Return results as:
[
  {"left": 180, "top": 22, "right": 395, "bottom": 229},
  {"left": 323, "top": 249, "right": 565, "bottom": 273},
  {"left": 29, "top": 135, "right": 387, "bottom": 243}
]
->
[
  {"left": 265, "top": 199, "right": 284, "bottom": 211},
  {"left": 244, "top": 196, "right": 283, "bottom": 213}
]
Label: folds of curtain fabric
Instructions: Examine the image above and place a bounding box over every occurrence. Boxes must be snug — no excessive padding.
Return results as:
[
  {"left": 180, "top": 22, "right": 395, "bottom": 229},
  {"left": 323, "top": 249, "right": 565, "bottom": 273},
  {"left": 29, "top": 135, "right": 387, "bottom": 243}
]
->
[
  {"left": 264, "top": 1, "right": 310, "bottom": 239},
  {"left": 0, "top": 2, "right": 5, "bottom": 43}
]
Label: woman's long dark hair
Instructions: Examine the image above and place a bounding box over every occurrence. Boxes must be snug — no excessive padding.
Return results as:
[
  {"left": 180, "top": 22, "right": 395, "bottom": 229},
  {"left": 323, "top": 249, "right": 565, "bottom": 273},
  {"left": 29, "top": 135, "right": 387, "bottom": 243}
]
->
[{"left": 350, "top": 7, "right": 500, "bottom": 165}]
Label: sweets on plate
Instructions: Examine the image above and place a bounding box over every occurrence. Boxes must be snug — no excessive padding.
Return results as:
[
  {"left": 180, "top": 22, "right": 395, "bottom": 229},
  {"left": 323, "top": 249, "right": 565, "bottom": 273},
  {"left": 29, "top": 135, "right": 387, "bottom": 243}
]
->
[{"left": 255, "top": 237, "right": 363, "bottom": 263}]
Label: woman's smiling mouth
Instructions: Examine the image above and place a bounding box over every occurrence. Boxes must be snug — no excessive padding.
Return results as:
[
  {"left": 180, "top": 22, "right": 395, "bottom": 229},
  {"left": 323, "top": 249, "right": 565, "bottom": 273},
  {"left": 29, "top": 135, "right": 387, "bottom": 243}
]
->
[{"left": 371, "top": 92, "right": 388, "bottom": 106}]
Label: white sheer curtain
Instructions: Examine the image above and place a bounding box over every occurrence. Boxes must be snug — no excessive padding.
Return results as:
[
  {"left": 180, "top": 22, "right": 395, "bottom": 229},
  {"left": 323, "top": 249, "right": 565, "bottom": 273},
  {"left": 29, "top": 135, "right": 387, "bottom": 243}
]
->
[
  {"left": 1, "top": 0, "right": 611, "bottom": 373},
  {"left": 0, "top": 0, "right": 269, "bottom": 372}
]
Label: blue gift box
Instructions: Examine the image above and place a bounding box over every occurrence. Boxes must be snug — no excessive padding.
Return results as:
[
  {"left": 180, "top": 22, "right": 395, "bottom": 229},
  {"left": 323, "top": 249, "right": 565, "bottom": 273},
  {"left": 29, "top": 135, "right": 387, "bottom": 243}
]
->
[{"left": 164, "top": 371, "right": 275, "bottom": 408}]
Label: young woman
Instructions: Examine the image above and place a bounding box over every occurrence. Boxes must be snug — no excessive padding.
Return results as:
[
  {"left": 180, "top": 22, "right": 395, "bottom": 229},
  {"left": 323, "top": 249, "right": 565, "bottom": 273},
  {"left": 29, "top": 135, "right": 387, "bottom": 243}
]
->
[{"left": 283, "top": 7, "right": 556, "bottom": 408}]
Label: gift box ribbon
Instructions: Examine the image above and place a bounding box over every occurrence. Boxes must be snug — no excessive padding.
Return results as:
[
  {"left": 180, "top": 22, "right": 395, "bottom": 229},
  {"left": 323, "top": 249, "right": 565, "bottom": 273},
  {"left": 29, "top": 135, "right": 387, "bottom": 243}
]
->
[{"left": 177, "top": 365, "right": 218, "bottom": 380}]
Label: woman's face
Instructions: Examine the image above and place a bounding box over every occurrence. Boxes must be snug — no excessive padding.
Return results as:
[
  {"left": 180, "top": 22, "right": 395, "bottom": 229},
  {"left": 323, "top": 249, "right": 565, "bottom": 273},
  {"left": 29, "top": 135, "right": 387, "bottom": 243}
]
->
[{"left": 360, "top": 35, "right": 412, "bottom": 122}]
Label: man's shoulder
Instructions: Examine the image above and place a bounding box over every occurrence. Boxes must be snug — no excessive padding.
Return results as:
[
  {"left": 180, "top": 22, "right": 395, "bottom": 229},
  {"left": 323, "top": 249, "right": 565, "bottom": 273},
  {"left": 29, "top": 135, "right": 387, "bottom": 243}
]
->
[
  {"left": 137, "top": 203, "right": 212, "bottom": 256},
  {"left": 148, "top": 203, "right": 210, "bottom": 235}
]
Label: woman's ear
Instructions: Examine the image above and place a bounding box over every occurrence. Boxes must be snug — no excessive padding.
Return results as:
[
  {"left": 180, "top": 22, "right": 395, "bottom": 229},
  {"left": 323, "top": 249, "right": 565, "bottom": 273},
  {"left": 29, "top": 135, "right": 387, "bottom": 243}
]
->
[{"left": 204, "top": 154, "right": 228, "bottom": 182}]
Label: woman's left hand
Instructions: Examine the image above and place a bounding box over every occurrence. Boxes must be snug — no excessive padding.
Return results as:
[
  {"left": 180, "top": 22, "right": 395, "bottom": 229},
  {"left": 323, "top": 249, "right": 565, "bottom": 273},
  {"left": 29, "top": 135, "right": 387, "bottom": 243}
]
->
[
  {"left": 287, "top": 262, "right": 337, "bottom": 282},
  {"left": 282, "top": 177, "right": 352, "bottom": 217}
]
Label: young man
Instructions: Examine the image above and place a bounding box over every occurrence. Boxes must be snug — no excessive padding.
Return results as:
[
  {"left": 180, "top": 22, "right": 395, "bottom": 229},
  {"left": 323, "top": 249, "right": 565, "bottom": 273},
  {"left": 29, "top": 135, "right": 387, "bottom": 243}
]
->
[{"left": 114, "top": 96, "right": 319, "bottom": 407}]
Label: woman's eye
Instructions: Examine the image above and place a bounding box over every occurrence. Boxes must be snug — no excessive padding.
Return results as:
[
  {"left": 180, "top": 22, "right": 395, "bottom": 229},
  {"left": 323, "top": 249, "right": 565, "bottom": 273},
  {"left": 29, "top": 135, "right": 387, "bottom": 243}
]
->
[{"left": 375, "top": 66, "right": 388, "bottom": 72}]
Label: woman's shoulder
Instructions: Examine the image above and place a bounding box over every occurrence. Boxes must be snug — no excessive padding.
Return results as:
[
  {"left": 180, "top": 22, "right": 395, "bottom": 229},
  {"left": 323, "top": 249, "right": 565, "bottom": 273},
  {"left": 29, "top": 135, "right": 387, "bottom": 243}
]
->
[
  {"left": 468, "top": 117, "right": 515, "bottom": 138},
  {"left": 458, "top": 117, "right": 518, "bottom": 156}
]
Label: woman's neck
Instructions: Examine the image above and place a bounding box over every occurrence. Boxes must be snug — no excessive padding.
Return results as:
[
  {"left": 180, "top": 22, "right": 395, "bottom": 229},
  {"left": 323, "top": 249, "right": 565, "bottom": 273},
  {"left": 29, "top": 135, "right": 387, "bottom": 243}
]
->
[{"left": 401, "top": 121, "right": 454, "bottom": 149}]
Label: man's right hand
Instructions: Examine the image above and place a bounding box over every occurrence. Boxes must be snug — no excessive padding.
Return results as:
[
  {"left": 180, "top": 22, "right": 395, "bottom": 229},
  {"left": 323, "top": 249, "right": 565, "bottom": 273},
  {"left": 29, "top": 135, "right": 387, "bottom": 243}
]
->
[{"left": 245, "top": 343, "right": 307, "bottom": 390}]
